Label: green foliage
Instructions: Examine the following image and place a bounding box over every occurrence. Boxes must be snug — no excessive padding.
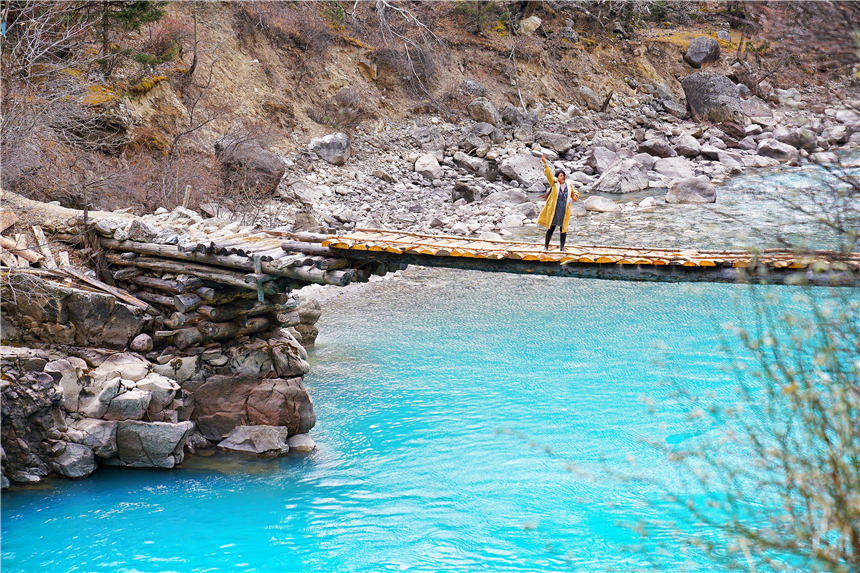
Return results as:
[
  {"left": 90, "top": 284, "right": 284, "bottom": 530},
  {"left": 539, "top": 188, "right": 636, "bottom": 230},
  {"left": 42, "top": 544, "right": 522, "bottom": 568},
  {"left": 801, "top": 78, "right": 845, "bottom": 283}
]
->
[
  {"left": 454, "top": 0, "right": 507, "bottom": 34},
  {"left": 745, "top": 39, "right": 770, "bottom": 56},
  {"left": 322, "top": 1, "right": 346, "bottom": 29},
  {"left": 109, "top": 1, "right": 169, "bottom": 32},
  {"left": 649, "top": 1, "right": 669, "bottom": 22}
]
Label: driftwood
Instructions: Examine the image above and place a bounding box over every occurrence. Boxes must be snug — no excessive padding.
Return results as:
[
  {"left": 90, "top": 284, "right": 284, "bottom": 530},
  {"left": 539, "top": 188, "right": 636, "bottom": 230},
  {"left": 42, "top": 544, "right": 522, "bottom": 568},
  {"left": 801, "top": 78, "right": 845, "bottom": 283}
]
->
[
  {"left": 1, "top": 236, "right": 43, "bottom": 263},
  {"left": 197, "top": 299, "right": 289, "bottom": 322},
  {"left": 172, "top": 316, "right": 272, "bottom": 350},
  {"left": 32, "top": 226, "right": 57, "bottom": 269}
]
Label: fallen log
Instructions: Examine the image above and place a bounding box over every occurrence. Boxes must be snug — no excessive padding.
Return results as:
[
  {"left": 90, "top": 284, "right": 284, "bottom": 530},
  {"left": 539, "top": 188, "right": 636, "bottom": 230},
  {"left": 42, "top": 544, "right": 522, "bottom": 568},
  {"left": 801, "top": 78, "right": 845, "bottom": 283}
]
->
[
  {"left": 131, "top": 275, "right": 203, "bottom": 294},
  {"left": 314, "top": 257, "right": 350, "bottom": 270},
  {"left": 164, "top": 311, "right": 203, "bottom": 329},
  {"left": 100, "top": 238, "right": 352, "bottom": 286},
  {"left": 0, "top": 236, "right": 43, "bottom": 263},
  {"left": 280, "top": 241, "right": 335, "bottom": 256},
  {"left": 174, "top": 292, "right": 203, "bottom": 313},
  {"left": 197, "top": 299, "right": 288, "bottom": 322},
  {"left": 173, "top": 316, "right": 272, "bottom": 350},
  {"left": 60, "top": 266, "right": 153, "bottom": 313},
  {"left": 134, "top": 290, "right": 177, "bottom": 308},
  {"left": 32, "top": 226, "right": 57, "bottom": 269}
]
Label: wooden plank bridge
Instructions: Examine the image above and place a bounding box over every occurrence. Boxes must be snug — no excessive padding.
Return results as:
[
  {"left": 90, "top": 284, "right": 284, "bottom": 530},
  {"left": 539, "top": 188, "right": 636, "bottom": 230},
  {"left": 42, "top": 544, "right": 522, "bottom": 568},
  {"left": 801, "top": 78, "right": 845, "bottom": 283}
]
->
[{"left": 316, "top": 229, "right": 860, "bottom": 287}]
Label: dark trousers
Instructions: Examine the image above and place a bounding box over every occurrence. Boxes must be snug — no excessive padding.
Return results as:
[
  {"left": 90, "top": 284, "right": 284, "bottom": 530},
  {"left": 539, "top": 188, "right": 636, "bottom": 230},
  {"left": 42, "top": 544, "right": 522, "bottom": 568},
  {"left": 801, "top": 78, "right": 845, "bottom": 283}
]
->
[{"left": 544, "top": 226, "right": 566, "bottom": 250}]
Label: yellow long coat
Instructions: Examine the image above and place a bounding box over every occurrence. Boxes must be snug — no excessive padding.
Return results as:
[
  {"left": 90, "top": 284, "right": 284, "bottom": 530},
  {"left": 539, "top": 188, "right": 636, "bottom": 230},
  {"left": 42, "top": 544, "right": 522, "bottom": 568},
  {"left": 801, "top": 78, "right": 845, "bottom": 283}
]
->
[{"left": 537, "top": 164, "right": 578, "bottom": 233}]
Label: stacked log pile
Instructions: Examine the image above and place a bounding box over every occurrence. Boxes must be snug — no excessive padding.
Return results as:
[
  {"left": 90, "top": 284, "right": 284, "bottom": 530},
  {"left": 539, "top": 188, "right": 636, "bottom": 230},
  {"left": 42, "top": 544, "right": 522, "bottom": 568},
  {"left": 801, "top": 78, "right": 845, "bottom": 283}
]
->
[{"left": 89, "top": 208, "right": 406, "bottom": 351}]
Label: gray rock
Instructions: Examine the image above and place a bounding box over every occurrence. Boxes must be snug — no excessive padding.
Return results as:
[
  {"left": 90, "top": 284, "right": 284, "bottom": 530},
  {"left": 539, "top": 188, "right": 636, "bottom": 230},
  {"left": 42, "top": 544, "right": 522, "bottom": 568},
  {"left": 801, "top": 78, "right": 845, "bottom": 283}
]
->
[
  {"left": 740, "top": 95, "right": 772, "bottom": 119},
  {"left": 483, "top": 189, "right": 531, "bottom": 206},
  {"left": 638, "top": 138, "right": 677, "bottom": 158},
  {"left": 757, "top": 138, "right": 799, "bottom": 163},
  {"left": 498, "top": 152, "right": 544, "bottom": 186},
  {"left": 681, "top": 72, "right": 744, "bottom": 124},
  {"left": 674, "top": 134, "right": 701, "bottom": 157},
  {"left": 129, "top": 334, "right": 153, "bottom": 353},
  {"left": 412, "top": 126, "right": 446, "bottom": 158},
  {"left": 684, "top": 37, "right": 720, "bottom": 68},
  {"left": 108, "top": 421, "right": 194, "bottom": 468},
  {"left": 592, "top": 159, "right": 649, "bottom": 194},
  {"left": 653, "top": 156, "right": 695, "bottom": 180},
  {"left": 453, "top": 152, "right": 498, "bottom": 181},
  {"left": 93, "top": 352, "right": 150, "bottom": 385},
  {"left": 583, "top": 196, "right": 621, "bottom": 212},
  {"left": 54, "top": 443, "right": 96, "bottom": 478},
  {"left": 570, "top": 200, "right": 587, "bottom": 217},
  {"left": 632, "top": 153, "right": 657, "bottom": 172},
  {"left": 230, "top": 348, "right": 274, "bottom": 378},
  {"left": 308, "top": 133, "right": 351, "bottom": 166},
  {"left": 501, "top": 105, "right": 523, "bottom": 125},
  {"left": 662, "top": 100, "right": 689, "bottom": 119},
  {"left": 717, "top": 152, "right": 744, "bottom": 174},
  {"left": 466, "top": 98, "right": 502, "bottom": 126},
  {"left": 665, "top": 177, "right": 717, "bottom": 204},
  {"left": 460, "top": 79, "right": 487, "bottom": 98},
  {"left": 414, "top": 154, "right": 442, "bottom": 179},
  {"left": 737, "top": 136, "right": 758, "bottom": 151},
  {"left": 535, "top": 131, "right": 572, "bottom": 154},
  {"left": 218, "top": 425, "right": 290, "bottom": 457},
  {"left": 578, "top": 86, "right": 601, "bottom": 111},
  {"left": 69, "top": 418, "right": 118, "bottom": 459},
  {"left": 215, "top": 135, "right": 287, "bottom": 194},
  {"left": 288, "top": 433, "right": 315, "bottom": 453},
  {"left": 586, "top": 147, "right": 618, "bottom": 174},
  {"left": 45, "top": 359, "right": 82, "bottom": 412},
  {"left": 104, "top": 388, "right": 151, "bottom": 421}
]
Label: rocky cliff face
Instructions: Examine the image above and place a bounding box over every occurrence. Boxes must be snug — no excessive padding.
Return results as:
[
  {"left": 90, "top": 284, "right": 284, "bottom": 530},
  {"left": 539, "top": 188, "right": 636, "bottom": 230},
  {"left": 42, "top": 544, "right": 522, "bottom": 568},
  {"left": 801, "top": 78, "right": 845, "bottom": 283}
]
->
[{"left": 0, "top": 273, "right": 322, "bottom": 487}]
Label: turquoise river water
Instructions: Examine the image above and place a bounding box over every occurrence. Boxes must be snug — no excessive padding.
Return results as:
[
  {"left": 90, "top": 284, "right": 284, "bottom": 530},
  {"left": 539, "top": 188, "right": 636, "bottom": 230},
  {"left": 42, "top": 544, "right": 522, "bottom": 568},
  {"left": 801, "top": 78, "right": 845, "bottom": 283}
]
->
[{"left": 2, "top": 266, "right": 797, "bottom": 572}]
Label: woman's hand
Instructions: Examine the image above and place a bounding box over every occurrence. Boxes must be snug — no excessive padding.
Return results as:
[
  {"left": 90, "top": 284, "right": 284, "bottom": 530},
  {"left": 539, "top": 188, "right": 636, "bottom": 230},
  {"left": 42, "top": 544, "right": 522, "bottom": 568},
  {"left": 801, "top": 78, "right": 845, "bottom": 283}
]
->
[{"left": 541, "top": 154, "right": 547, "bottom": 165}]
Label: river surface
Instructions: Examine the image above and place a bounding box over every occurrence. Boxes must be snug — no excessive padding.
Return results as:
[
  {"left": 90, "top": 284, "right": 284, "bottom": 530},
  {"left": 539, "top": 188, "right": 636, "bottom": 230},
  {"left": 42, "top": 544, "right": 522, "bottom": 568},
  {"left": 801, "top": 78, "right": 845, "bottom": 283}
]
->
[
  {"left": 3, "top": 267, "right": 784, "bottom": 572},
  {"left": 2, "top": 158, "right": 855, "bottom": 572}
]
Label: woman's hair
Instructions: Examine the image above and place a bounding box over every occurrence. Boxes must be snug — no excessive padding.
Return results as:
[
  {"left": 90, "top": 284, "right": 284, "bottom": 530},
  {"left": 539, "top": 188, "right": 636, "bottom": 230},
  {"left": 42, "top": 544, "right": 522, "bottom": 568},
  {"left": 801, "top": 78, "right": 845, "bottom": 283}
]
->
[{"left": 555, "top": 170, "right": 566, "bottom": 179}]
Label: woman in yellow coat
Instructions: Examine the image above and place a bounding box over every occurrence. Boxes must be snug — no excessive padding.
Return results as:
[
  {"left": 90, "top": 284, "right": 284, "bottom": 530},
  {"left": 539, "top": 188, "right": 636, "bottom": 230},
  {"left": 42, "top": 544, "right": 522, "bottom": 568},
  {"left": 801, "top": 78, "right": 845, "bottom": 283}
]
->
[{"left": 537, "top": 154, "right": 579, "bottom": 251}]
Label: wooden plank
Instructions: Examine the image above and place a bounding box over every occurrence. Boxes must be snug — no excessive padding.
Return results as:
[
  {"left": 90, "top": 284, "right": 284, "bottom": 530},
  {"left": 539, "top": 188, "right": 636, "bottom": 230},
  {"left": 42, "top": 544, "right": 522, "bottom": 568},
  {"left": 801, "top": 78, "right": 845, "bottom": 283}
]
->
[
  {"left": 0, "top": 235, "right": 44, "bottom": 263},
  {"left": 31, "top": 226, "right": 57, "bottom": 269},
  {"left": 0, "top": 211, "right": 19, "bottom": 233},
  {"left": 0, "top": 250, "right": 18, "bottom": 268},
  {"left": 61, "top": 265, "right": 152, "bottom": 312},
  {"left": 14, "top": 234, "right": 29, "bottom": 268}
]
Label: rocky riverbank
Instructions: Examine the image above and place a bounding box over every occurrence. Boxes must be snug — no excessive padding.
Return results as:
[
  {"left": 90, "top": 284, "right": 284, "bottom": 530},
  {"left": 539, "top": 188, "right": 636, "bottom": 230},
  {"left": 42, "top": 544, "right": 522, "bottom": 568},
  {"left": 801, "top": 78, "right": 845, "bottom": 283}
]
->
[{"left": 254, "top": 72, "right": 859, "bottom": 252}]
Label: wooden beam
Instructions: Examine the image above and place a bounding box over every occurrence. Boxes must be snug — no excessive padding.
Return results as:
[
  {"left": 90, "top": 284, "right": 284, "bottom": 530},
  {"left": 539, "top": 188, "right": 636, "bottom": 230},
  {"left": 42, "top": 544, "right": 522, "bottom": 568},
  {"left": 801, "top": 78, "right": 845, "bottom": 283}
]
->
[
  {"left": 60, "top": 265, "right": 154, "bottom": 313},
  {"left": 32, "top": 226, "right": 57, "bottom": 269}
]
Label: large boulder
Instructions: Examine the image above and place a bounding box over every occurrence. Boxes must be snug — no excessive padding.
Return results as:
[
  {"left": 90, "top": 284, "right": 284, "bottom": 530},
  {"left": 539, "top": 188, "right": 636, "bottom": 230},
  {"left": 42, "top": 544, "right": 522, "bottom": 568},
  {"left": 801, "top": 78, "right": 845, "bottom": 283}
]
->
[
  {"left": 483, "top": 189, "right": 531, "bottom": 206},
  {"left": 653, "top": 156, "right": 695, "bottom": 180},
  {"left": 190, "top": 375, "right": 260, "bottom": 441},
  {"left": 103, "top": 387, "right": 151, "bottom": 421},
  {"left": 68, "top": 419, "right": 118, "bottom": 459},
  {"left": 674, "top": 134, "right": 701, "bottom": 157},
  {"left": 215, "top": 135, "right": 287, "bottom": 194},
  {"left": 681, "top": 72, "right": 744, "bottom": 124},
  {"left": 578, "top": 86, "right": 601, "bottom": 111},
  {"left": 106, "top": 421, "right": 194, "bottom": 468},
  {"left": 414, "top": 154, "right": 442, "bottom": 179},
  {"left": 498, "top": 153, "right": 544, "bottom": 186},
  {"left": 246, "top": 378, "right": 316, "bottom": 435},
  {"left": 466, "top": 98, "right": 502, "bottom": 126},
  {"left": 665, "top": 177, "right": 717, "bottom": 204},
  {"left": 586, "top": 147, "right": 618, "bottom": 174},
  {"left": 453, "top": 152, "right": 498, "bottom": 181},
  {"left": 308, "top": 133, "right": 351, "bottom": 166},
  {"left": 583, "top": 196, "right": 621, "bottom": 212},
  {"left": 756, "top": 138, "right": 799, "bottom": 163},
  {"left": 535, "top": 131, "right": 572, "bottom": 155},
  {"left": 684, "top": 37, "right": 720, "bottom": 68},
  {"left": 591, "top": 159, "right": 649, "bottom": 194},
  {"left": 412, "top": 126, "right": 446, "bottom": 158},
  {"left": 44, "top": 359, "right": 82, "bottom": 412},
  {"left": 218, "top": 426, "right": 290, "bottom": 458},
  {"left": 638, "top": 138, "right": 677, "bottom": 158},
  {"left": 53, "top": 442, "right": 96, "bottom": 479}
]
